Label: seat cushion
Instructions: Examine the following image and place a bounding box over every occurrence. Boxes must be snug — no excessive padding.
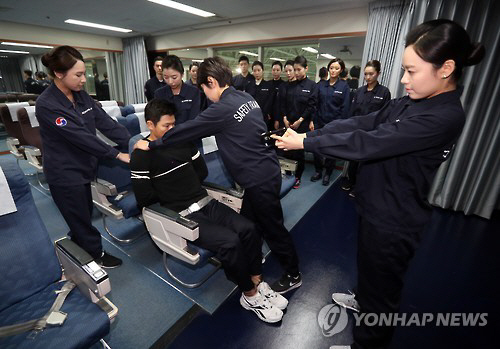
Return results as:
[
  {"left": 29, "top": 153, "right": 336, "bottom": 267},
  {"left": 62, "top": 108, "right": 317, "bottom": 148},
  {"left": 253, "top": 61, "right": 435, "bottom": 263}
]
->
[
  {"left": 280, "top": 174, "right": 295, "bottom": 199},
  {"left": 187, "top": 242, "right": 215, "bottom": 264},
  {"left": 109, "top": 188, "right": 140, "bottom": 218},
  {"left": 0, "top": 281, "right": 110, "bottom": 349}
]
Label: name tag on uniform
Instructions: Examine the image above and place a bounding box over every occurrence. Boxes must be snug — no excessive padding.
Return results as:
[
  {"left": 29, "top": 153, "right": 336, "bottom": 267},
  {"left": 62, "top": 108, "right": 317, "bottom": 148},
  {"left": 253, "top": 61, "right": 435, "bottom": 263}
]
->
[
  {"left": 301, "top": 89, "right": 310, "bottom": 93},
  {"left": 181, "top": 99, "right": 192, "bottom": 103},
  {"left": 82, "top": 107, "right": 93, "bottom": 114},
  {"left": 374, "top": 96, "right": 384, "bottom": 100},
  {"left": 334, "top": 91, "right": 343, "bottom": 94}
]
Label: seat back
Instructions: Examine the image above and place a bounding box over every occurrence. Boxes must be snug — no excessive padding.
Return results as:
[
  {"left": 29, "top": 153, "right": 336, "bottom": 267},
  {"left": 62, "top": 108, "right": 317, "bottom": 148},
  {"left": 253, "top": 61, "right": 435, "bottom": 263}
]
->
[
  {"left": 120, "top": 104, "right": 135, "bottom": 116},
  {"left": 101, "top": 106, "right": 122, "bottom": 121},
  {"left": 17, "top": 94, "right": 38, "bottom": 102},
  {"left": 99, "top": 100, "right": 118, "bottom": 107},
  {"left": 0, "top": 158, "right": 61, "bottom": 312},
  {"left": 0, "top": 102, "right": 30, "bottom": 144},
  {"left": 17, "top": 106, "right": 43, "bottom": 150},
  {"left": 132, "top": 103, "right": 146, "bottom": 113}
]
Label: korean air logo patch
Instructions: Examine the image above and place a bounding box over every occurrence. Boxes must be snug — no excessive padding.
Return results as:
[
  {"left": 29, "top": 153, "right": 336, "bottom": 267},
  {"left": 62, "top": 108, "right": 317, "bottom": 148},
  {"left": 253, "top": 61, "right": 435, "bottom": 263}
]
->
[{"left": 55, "top": 117, "right": 67, "bottom": 127}]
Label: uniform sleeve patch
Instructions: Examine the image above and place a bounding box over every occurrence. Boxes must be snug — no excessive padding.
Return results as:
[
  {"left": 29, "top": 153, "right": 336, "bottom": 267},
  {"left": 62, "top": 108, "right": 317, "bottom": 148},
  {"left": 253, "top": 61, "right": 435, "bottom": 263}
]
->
[{"left": 55, "top": 117, "right": 67, "bottom": 127}]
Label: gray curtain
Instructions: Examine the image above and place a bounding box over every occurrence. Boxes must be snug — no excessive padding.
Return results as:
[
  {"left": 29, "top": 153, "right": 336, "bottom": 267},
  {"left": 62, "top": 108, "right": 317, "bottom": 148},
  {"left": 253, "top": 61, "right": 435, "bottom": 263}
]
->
[
  {"left": 19, "top": 55, "right": 44, "bottom": 76},
  {"left": 0, "top": 57, "right": 24, "bottom": 92},
  {"left": 416, "top": 0, "right": 500, "bottom": 219},
  {"left": 363, "top": 0, "right": 500, "bottom": 218},
  {"left": 105, "top": 51, "right": 126, "bottom": 103},
  {"left": 360, "top": 0, "right": 413, "bottom": 97},
  {"left": 122, "top": 36, "right": 149, "bottom": 104}
]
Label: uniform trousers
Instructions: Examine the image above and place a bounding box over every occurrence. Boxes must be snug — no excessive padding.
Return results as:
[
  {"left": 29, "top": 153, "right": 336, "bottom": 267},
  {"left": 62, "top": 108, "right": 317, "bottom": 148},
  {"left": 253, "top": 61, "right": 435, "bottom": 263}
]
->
[
  {"left": 240, "top": 174, "right": 300, "bottom": 276},
  {"left": 49, "top": 183, "right": 103, "bottom": 258},
  {"left": 313, "top": 123, "right": 336, "bottom": 176},
  {"left": 187, "top": 200, "right": 262, "bottom": 292},
  {"left": 353, "top": 218, "right": 423, "bottom": 349}
]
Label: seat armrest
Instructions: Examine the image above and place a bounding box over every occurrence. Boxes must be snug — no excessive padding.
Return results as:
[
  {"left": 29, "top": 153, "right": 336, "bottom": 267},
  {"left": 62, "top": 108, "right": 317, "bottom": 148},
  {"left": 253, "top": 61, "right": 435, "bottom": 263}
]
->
[
  {"left": 24, "top": 146, "right": 43, "bottom": 172},
  {"left": 144, "top": 203, "right": 199, "bottom": 235},
  {"left": 203, "top": 184, "right": 244, "bottom": 213},
  {"left": 278, "top": 156, "right": 298, "bottom": 173},
  {"left": 142, "top": 204, "right": 201, "bottom": 265},
  {"left": 94, "top": 178, "right": 118, "bottom": 196},
  {"left": 55, "top": 237, "right": 111, "bottom": 303},
  {"left": 6, "top": 137, "right": 25, "bottom": 160}
]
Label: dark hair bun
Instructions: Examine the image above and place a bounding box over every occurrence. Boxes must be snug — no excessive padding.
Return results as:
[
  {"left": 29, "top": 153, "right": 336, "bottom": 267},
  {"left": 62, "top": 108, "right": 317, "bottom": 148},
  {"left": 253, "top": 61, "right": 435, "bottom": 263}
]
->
[{"left": 465, "top": 42, "right": 485, "bottom": 66}]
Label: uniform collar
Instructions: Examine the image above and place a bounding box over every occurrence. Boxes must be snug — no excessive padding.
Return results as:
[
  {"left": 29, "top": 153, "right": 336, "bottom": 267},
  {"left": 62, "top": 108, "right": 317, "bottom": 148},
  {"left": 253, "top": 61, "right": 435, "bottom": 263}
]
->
[
  {"left": 47, "top": 83, "right": 85, "bottom": 108},
  {"left": 405, "top": 88, "right": 462, "bottom": 110},
  {"left": 164, "top": 82, "right": 189, "bottom": 98},
  {"left": 364, "top": 82, "right": 380, "bottom": 93},
  {"left": 220, "top": 86, "right": 236, "bottom": 99}
]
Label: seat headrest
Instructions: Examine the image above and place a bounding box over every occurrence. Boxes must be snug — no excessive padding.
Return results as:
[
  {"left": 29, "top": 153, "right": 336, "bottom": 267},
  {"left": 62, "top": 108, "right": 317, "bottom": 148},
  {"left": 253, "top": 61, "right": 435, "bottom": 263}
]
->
[
  {"left": 134, "top": 112, "right": 148, "bottom": 133},
  {"left": 6, "top": 102, "right": 30, "bottom": 121},
  {"left": 132, "top": 103, "right": 146, "bottom": 113},
  {"left": 102, "top": 105, "right": 121, "bottom": 121},
  {"left": 24, "top": 106, "right": 38, "bottom": 127},
  {"left": 99, "top": 100, "right": 118, "bottom": 107}
]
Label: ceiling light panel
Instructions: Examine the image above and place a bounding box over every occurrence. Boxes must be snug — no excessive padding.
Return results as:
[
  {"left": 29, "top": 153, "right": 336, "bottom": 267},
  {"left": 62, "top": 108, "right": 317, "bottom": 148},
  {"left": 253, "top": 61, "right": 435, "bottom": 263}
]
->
[
  {"left": 148, "top": 0, "right": 215, "bottom": 17},
  {"left": 65, "top": 19, "right": 132, "bottom": 33}
]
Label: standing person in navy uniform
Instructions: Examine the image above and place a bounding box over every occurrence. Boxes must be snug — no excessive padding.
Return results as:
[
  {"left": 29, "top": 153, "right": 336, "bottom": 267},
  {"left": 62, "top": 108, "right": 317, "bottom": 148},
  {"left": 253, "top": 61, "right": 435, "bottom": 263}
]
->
[
  {"left": 135, "top": 57, "right": 302, "bottom": 295},
  {"left": 311, "top": 58, "right": 351, "bottom": 186},
  {"left": 154, "top": 55, "right": 201, "bottom": 125},
  {"left": 343, "top": 60, "right": 391, "bottom": 195},
  {"left": 36, "top": 46, "right": 131, "bottom": 268},
  {"left": 186, "top": 62, "right": 199, "bottom": 86},
  {"left": 144, "top": 56, "right": 166, "bottom": 102},
  {"left": 270, "top": 61, "right": 284, "bottom": 130},
  {"left": 273, "top": 19, "right": 484, "bottom": 349},
  {"left": 23, "top": 70, "right": 38, "bottom": 94},
  {"left": 247, "top": 61, "right": 273, "bottom": 130},
  {"left": 281, "top": 56, "right": 318, "bottom": 189},
  {"left": 231, "top": 55, "right": 255, "bottom": 92}
]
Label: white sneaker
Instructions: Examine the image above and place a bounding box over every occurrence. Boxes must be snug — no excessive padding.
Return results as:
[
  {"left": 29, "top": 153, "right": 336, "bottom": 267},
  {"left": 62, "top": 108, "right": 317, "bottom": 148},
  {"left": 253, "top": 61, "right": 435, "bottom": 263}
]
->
[
  {"left": 332, "top": 292, "right": 360, "bottom": 312},
  {"left": 240, "top": 292, "right": 283, "bottom": 323},
  {"left": 258, "top": 281, "right": 288, "bottom": 310}
]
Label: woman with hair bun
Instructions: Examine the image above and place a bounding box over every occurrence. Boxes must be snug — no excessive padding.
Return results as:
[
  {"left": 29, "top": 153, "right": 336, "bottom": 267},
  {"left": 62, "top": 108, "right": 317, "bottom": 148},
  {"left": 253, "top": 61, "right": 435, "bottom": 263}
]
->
[
  {"left": 342, "top": 60, "right": 391, "bottom": 195},
  {"left": 36, "top": 45, "right": 131, "bottom": 268},
  {"left": 273, "top": 19, "right": 485, "bottom": 349}
]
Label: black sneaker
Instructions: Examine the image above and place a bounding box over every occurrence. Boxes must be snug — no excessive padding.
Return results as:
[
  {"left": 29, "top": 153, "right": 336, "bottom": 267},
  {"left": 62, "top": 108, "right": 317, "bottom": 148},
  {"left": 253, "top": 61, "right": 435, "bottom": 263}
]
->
[
  {"left": 310, "top": 172, "right": 322, "bottom": 182},
  {"left": 271, "top": 272, "right": 302, "bottom": 294},
  {"left": 322, "top": 174, "right": 330, "bottom": 186},
  {"left": 95, "top": 251, "right": 122, "bottom": 269}
]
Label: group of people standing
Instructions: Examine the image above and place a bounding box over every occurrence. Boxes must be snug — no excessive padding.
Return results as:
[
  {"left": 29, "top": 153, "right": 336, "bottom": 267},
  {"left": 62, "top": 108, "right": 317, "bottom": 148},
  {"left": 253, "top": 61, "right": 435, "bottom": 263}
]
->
[{"left": 33, "top": 17, "right": 484, "bottom": 349}]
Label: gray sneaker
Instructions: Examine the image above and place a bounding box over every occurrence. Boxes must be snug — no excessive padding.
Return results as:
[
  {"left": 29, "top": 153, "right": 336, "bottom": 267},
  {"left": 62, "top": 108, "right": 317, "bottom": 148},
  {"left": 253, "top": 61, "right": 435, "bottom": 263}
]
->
[{"left": 332, "top": 292, "right": 360, "bottom": 312}]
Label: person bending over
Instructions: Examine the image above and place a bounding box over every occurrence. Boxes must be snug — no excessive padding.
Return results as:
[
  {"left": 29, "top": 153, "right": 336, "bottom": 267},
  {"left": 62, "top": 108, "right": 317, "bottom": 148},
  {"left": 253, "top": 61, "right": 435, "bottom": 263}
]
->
[{"left": 130, "top": 98, "right": 288, "bottom": 323}]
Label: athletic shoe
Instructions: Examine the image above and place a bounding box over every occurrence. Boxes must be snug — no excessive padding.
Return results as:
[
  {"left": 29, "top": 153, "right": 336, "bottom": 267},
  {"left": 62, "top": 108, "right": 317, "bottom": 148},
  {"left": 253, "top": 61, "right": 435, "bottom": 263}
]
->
[
  {"left": 271, "top": 272, "right": 302, "bottom": 294},
  {"left": 332, "top": 292, "right": 360, "bottom": 312},
  {"left": 310, "top": 172, "right": 322, "bottom": 182},
  {"left": 95, "top": 251, "right": 122, "bottom": 269},
  {"left": 293, "top": 178, "right": 301, "bottom": 189},
  {"left": 258, "top": 281, "right": 288, "bottom": 310},
  {"left": 240, "top": 292, "right": 283, "bottom": 323}
]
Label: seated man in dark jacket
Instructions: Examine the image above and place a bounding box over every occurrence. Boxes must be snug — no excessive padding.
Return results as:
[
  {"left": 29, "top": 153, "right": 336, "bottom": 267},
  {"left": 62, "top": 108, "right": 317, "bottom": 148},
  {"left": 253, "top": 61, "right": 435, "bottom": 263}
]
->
[{"left": 130, "top": 98, "right": 287, "bottom": 323}]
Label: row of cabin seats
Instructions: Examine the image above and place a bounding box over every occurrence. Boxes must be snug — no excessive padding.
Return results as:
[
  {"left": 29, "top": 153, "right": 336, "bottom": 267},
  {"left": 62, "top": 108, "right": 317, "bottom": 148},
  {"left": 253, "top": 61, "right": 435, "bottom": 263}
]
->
[
  {"left": 0, "top": 93, "right": 39, "bottom": 103},
  {"left": 0, "top": 100, "right": 129, "bottom": 176}
]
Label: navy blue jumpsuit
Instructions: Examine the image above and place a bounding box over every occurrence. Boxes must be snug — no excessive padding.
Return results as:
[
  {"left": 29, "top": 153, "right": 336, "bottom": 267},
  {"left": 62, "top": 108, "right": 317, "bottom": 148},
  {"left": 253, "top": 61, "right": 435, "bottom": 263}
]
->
[
  {"left": 304, "top": 89, "right": 465, "bottom": 348},
  {"left": 36, "top": 83, "right": 130, "bottom": 258},
  {"left": 154, "top": 82, "right": 201, "bottom": 125}
]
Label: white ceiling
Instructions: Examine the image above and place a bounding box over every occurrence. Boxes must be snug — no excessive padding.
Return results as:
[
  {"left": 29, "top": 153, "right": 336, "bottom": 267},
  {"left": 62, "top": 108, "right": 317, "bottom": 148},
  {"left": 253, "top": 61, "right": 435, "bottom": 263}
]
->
[{"left": 0, "top": 0, "right": 370, "bottom": 37}]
